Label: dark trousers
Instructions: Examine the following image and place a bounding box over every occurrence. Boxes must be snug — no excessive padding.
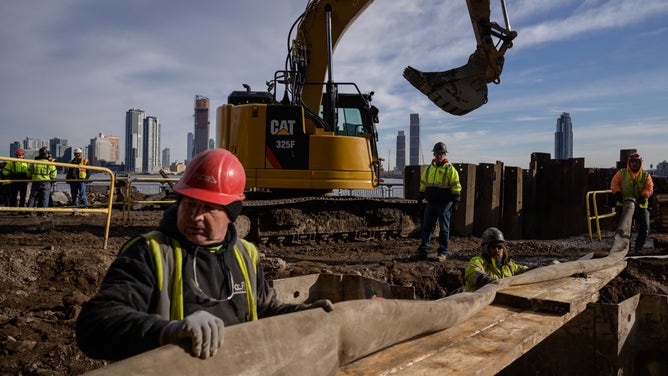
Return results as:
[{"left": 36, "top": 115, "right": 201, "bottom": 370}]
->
[
  {"left": 634, "top": 207, "right": 650, "bottom": 251},
  {"left": 8, "top": 182, "right": 29, "bottom": 207},
  {"left": 418, "top": 202, "right": 453, "bottom": 256}
]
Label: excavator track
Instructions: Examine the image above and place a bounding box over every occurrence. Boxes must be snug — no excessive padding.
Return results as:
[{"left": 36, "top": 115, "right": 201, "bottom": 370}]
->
[{"left": 236, "top": 197, "right": 423, "bottom": 245}]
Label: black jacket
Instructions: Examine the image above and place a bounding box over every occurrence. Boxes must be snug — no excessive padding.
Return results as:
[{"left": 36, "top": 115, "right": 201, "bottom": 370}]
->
[{"left": 76, "top": 205, "right": 303, "bottom": 360}]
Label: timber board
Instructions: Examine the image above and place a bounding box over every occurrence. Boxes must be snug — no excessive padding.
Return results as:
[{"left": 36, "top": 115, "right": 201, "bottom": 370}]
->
[{"left": 337, "top": 262, "right": 626, "bottom": 376}]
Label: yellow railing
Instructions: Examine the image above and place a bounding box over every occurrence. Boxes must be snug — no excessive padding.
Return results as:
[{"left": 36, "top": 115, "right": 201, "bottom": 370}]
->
[
  {"left": 585, "top": 189, "right": 616, "bottom": 241},
  {"left": 0, "top": 156, "right": 115, "bottom": 249},
  {"left": 119, "top": 175, "right": 179, "bottom": 225}
]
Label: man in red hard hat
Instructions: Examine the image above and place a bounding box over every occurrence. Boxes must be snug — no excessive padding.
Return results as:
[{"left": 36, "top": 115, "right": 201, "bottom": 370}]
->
[
  {"left": 77, "top": 149, "right": 334, "bottom": 361},
  {"left": 610, "top": 152, "right": 654, "bottom": 254}
]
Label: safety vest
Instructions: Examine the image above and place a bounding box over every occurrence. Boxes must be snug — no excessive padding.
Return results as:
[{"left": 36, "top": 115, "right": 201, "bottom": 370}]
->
[
  {"left": 27, "top": 161, "right": 57, "bottom": 181},
  {"left": 619, "top": 169, "right": 650, "bottom": 209},
  {"left": 74, "top": 158, "right": 89, "bottom": 179},
  {"left": 420, "top": 163, "right": 462, "bottom": 192},
  {"left": 464, "top": 255, "right": 527, "bottom": 292},
  {"left": 2, "top": 161, "right": 28, "bottom": 178},
  {"left": 134, "top": 231, "right": 259, "bottom": 321}
]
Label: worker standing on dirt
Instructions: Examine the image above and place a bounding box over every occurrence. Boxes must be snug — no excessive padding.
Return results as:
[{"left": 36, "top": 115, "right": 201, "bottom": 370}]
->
[
  {"left": 26, "top": 147, "right": 56, "bottom": 215},
  {"left": 2, "top": 149, "right": 29, "bottom": 208},
  {"left": 416, "top": 142, "right": 461, "bottom": 261},
  {"left": 610, "top": 152, "right": 654, "bottom": 254},
  {"left": 464, "top": 227, "right": 528, "bottom": 292},
  {"left": 66, "top": 148, "right": 90, "bottom": 211},
  {"left": 76, "top": 148, "right": 334, "bottom": 361}
]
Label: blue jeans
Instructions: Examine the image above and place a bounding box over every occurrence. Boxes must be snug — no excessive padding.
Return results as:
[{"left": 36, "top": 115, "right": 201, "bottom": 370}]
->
[
  {"left": 70, "top": 182, "right": 88, "bottom": 207},
  {"left": 27, "top": 182, "right": 51, "bottom": 209},
  {"left": 418, "top": 202, "right": 453, "bottom": 256}
]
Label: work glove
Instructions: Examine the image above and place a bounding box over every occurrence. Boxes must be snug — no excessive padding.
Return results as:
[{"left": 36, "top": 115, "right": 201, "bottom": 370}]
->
[
  {"left": 613, "top": 191, "right": 623, "bottom": 203},
  {"left": 474, "top": 272, "right": 495, "bottom": 289},
  {"left": 638, "top": 197, "right": 648, "bottom": 206},
  {"left": 160, "top": 310, "right": 225, "bottom": 359},
  {"left": 450, "top": 201, "right": 459, "bottom": 214},
  {"left": 296, "top": 299, "right": 335, "bottom": 312},
  {"left": 416, "top": 192, "right": 425, "bottom": 205}
]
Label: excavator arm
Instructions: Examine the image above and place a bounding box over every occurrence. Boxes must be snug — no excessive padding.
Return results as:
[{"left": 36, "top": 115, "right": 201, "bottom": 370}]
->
[
  {"left": 404, "top": 0, "right": 517, "bottom": 115},
  {"left": 285, "top": 0, "right": 516, "bottom": 118}
]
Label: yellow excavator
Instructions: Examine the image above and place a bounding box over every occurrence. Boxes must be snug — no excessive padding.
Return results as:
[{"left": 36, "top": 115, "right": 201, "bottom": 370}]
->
[{"left": 216, "top": 0, "right": 516, "bottom": 243}]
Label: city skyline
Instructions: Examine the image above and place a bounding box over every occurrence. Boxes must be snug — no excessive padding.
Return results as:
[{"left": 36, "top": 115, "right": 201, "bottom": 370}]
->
[{"left": 2, "top": 1, "right": 667, "bottom": 169}]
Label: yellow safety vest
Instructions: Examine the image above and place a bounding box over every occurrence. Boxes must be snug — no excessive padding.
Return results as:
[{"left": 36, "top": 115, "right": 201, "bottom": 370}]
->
[{"left": 126, "top": 231, "right": 259, "bottom": 321}]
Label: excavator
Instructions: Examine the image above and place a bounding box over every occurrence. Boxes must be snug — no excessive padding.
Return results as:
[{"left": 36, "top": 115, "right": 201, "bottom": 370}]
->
[{"left": 216, "top": 0, "right": 516, "bottom": 243}]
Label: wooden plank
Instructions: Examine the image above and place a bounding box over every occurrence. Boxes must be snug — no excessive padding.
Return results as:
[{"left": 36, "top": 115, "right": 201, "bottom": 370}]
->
[{"left": 337, "top": 263, "right": 625, "bottom": 376}]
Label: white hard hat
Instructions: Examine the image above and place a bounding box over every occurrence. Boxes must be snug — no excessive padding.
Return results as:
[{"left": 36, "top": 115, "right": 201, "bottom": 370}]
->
[{"left": 74, "top": 148, "right": 83, "bottom": 153}]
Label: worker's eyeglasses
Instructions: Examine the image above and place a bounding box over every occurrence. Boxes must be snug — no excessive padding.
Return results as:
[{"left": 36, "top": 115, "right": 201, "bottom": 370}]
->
[
  {"left": 191, "top": 247, "right": 247, "bottom": 303},
  {"left": 434, "top": 152, "right": 445, "bottom": 156},
  {"left": 490, "top": 244, "right": 504, "bottom": 251}
]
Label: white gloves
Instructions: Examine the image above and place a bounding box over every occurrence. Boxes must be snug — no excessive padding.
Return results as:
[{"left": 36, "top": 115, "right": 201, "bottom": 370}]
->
[{"left": 161, "top": 310, "right": 225, "bottom": 359}]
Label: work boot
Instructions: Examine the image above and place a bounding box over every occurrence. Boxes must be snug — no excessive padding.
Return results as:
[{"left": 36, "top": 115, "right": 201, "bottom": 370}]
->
[
  {"left": 437, "top": 254, "right": 447, "bottom": 262},
  {"left": 416, "top": 252, "right": 428, "bottom": 261}
]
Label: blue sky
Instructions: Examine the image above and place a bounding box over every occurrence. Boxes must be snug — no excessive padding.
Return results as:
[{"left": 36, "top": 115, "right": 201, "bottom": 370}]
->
[{"left": 1, "top": 0, "right": 667, "bottom": 170}]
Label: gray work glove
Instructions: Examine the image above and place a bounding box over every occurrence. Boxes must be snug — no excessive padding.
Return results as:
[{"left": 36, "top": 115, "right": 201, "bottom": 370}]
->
[
  {"left": 160, "top": 310, "right": 225, "bottom": 359},
  {"left": 450, "top": 201, "right": 460, "bottom": 214},
  {"left": 296, "top": 299, "right": 335, "bottom": 312},
  {"left": 474, "top": 272, "right": 495, "bottom": 289}
]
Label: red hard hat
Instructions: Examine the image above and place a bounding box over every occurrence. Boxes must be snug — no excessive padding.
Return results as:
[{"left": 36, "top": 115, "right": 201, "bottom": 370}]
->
[
  {"left": 174, "top": 149, "right": 246, "bottom": 205},
  {"left": 629, "top": 153, "right": 642, "bottom": 161},
  {"left": 16, "top": 149, "right": 25, "bottom": 156}
]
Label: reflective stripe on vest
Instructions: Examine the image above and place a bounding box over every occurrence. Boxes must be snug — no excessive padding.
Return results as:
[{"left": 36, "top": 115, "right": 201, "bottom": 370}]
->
[
  {"left": 620, "top": 169, "right": 649, "bottom": 209},
  {"left": 138, "top": 231, "right": 259, "bottom": 321},
  {"left": 77, "top": 159, "right": 89, "bottom": 179}
]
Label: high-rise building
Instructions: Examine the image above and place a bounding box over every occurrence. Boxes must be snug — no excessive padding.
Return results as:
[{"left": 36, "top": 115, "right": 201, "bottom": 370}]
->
[
  {"left": 193, "top": 95, "right": 210, "bottom": 156},
  {"left": 9, "top": 141, "right": 21, "bottom": 157},
  {"left": 396, "top": 130, "right": 406, "bottom": 173},
  {"left": 125, "top": 108, "right": 145, "bottom": 173},
  {"left": 554, "top": 112, "right": 573, "bottom": 160},
  {"left": 162, "top": 148, "right": 171, "bottom": 169},
  {"left": 187, "top": 132, "right": 194, "bottom": 163},
  {"left": 409, "top": 113, "right": 420, "bottom": 165},
  {"left": 50, "top": 138, "right": 69, "bottom": 162},
  {"left": 143, "top": 116, "right": 161, "bottom": 173},
  {"left": 89, "top": 133, "right": 120, "bottom": 165}
]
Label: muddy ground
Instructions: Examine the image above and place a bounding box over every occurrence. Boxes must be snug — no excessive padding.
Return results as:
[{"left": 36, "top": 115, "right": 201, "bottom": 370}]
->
[{"left": 0, "top": 209, "right": 667, "bottom": 375}]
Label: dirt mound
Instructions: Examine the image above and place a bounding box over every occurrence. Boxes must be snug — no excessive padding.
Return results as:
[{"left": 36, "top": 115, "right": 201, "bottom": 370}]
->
[{"left": 0, "top": 210, "right": 666, "bottom": 375}]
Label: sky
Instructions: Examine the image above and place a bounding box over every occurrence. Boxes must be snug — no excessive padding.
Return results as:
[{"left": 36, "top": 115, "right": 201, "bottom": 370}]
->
[{"left": 1, "top": 0, "right": 667, "bottom": 170}]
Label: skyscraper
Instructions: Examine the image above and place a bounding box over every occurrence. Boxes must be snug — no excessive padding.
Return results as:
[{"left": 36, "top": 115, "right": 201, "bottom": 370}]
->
[
  {"left": 409, "top": 113, "right": 420, "bottom": 165},
  {"left": 143, "top": 116, "right": 161, "bottom": 173},
  {"left": 187, "top": 132, "right": 194, "bottom": 164},
  {"left": 554, "top": 112, "right": 573, "bottom": 160},
  {"left": 193, "top": 95, "right": 210, "bottom": 156},
  {"left": 125, "top": 108, "right": 145, "bottom": 173},
  {"left": 162, "top": 148, "right": 171, "bottom": 169},
  {"left": 89, "top": 133, "right": 120, "bottom": 165},
  {"left": 396, "top": 130, "right": 406, "bottom": 174}
]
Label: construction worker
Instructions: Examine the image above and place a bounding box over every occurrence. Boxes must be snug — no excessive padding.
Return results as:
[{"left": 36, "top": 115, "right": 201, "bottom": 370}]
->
[
  {"left": 76, "top": 149, "right": 334, "bottom": 361},
  {"left": 464, "top": 227, "right": 528, "bottom": 292},
  {"left": 2, "top": 149, "right": 29, "bottom": 208},
  {"left": 26, "top": 147, "right": 57, "bottom": 215},
  {"left": 610, "top": 152, "right": 654, "bottom": 254},
  {"left": 416, "top": 142, "right": 462, "bottom": 261},
  {"left": 66, "top": 147, "right": 90, "bottom": 210}
]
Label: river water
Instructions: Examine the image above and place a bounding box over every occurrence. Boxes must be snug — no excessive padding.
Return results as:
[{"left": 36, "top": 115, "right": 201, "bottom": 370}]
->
[{"left": 52, "top": 174, "right": 405, "bottom": 198}]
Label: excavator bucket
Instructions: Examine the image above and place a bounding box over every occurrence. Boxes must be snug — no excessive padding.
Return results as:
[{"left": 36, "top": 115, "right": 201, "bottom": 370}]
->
[{"left": 403, "top": 47, "right": 489, "bottom": 116}]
